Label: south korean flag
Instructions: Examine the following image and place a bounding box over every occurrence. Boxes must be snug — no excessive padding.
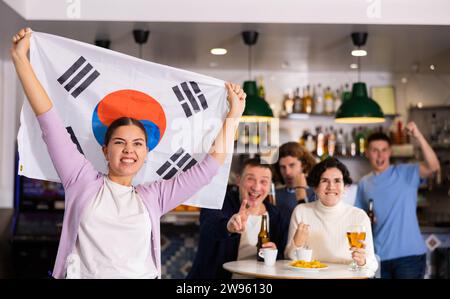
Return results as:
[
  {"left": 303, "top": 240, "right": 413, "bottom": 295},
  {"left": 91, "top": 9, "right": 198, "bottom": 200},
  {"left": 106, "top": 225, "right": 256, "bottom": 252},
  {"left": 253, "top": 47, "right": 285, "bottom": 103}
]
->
[{"left": 17, "top": 32, "right": 232, "bottom": 209}]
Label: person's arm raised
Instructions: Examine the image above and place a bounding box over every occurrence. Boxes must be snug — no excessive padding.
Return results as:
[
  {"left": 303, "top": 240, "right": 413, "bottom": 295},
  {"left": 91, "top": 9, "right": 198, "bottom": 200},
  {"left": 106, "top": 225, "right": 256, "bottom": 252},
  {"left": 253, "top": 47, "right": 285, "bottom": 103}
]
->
[
  {"left": 208, "top": 82, "right": 246, "bottom": 165},
  {"left": 11, "top": 28, "right": 98, "bottom": 189},
  {"left": 405, "top": 122, "right": 440, "bottom": 178},
  {"left": 11, "top": 28, "right": 52, "bottom": 116}
]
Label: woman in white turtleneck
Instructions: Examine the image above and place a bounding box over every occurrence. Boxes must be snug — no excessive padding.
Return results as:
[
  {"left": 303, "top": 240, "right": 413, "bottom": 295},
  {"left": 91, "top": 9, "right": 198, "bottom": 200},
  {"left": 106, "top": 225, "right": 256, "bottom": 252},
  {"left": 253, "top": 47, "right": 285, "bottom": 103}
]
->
[{"left": 285, "top": 158, "right": 378, "bottom": 275}]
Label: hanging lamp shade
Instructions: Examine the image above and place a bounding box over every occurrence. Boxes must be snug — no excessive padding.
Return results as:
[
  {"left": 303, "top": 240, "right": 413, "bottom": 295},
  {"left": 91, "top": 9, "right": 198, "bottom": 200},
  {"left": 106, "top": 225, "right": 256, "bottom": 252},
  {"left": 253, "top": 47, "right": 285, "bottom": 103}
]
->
[
  {"left": 241, "top": 81, "right": 273, "bottom": 121},
  {"left": 335, "top": 82, "right": 385, "bottom": 124}
]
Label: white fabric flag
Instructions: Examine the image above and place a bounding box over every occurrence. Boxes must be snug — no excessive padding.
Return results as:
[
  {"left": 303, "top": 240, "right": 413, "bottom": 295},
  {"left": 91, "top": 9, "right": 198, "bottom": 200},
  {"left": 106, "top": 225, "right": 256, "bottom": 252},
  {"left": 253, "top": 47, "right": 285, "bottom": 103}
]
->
[{"left": 17, "top": 32, "right": 232, "bottom": 209}]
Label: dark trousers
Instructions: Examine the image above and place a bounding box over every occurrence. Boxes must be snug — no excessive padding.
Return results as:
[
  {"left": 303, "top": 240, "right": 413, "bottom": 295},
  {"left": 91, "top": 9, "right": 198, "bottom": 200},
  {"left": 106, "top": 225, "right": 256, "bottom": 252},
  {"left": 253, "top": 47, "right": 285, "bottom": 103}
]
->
[{"left": 381, "top": 254, "right": 426, "bottom": 279}]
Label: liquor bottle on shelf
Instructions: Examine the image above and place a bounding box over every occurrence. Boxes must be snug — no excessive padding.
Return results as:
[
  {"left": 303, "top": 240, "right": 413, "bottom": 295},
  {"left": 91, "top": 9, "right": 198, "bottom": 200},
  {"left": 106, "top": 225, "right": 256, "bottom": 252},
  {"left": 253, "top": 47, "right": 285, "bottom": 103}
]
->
[
  {"left": 316, "top": 126, "right": 325, "bottom": 158},
  {"left": 302, "top": 85, "right": 314, "bottom": 114},
  {"left": 304, "top": 129, "right": 316, "bottom": 154},
  {"left": 327, "top": 126, "right": 336, "bottom": 157},
  {"left": 397, "top": 121, "right": 404, "bottom": 144},
  {"left": 430, "top": 113, "right": 438, "bottom": 142},
  {"left": 355, "top": 126, "right": 366, "bottom": 156},
  {"left": 281, "top": 91, "right": 294, "bottom": 117},
  {"left": 324, "top": 86, "right": 334, "bottom": 115},
  {"left": 257, "top": 76, "right": 266, "bottom": 99},
  {"left": 314, "top": 83, "right": 324, "bottom": 115},
  {"left": 293, "top": 87, "right": 303, "bottom": 113},
  {"left": 438, "top": 119, "right": 450, "bottom": 145},
  {"left": 334, "top": 87, "right": 342, "bottom": 112},
  {"left": 299, "top": 129, "right": 306, "bottom": 147},
  {"left": 350, "top": 128, "right": 357, "bottom": 157},
  {"left": 342, "top": 83, "right": 352, "bottom": 102},
  {"left": 336, "top": 128, "right": 347, "bottom": 157}
]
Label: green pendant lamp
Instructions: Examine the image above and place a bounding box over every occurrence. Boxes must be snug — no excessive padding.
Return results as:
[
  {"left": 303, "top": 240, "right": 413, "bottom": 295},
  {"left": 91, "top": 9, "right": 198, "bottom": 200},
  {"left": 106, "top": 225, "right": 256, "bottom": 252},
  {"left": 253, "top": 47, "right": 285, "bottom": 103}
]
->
[
  {"left": 335, "top": 32, "right": 384, "bottom": 124},
  {"left": 335, "top": 82, "right": 385, "bottom": 123},
  {"left": 242, "top": 80, "right": 273, "bottom": 121},
  {"left": 241, "top": 31, "right": 273, "bottom": 121}
]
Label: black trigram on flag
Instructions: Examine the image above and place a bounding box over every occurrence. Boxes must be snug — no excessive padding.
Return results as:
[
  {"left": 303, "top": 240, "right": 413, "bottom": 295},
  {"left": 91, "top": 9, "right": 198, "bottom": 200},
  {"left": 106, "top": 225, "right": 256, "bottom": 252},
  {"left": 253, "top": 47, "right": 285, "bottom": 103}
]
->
[
  {"left": 57, "top": 56, "right": 100, "bottom": 98},
  {"left": 172, "top": 81, "right": 208, "bottom": 118},
  {"left": 65, "top": 126, "right": 85, "bottom": 156},
  {"left": 156, "top": 147, "right": 197, "bottom": 180}
]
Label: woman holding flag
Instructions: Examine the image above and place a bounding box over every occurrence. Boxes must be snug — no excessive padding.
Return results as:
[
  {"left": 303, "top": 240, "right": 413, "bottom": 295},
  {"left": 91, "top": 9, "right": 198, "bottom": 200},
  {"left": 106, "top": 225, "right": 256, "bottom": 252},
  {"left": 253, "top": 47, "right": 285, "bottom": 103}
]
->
[{"left": 11, "top": 28, "right": 246, "bottom": 279}]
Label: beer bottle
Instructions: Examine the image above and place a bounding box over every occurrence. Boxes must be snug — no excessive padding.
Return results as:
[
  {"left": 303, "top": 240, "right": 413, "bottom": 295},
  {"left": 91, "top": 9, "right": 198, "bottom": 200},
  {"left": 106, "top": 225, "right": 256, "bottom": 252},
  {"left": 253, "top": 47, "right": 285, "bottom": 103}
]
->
[
  {"left": 368, "top": 199, "right": 375, "bottom": 227},
  {"left": 256, "top": 215, "right": 270, "bottom": 262}
]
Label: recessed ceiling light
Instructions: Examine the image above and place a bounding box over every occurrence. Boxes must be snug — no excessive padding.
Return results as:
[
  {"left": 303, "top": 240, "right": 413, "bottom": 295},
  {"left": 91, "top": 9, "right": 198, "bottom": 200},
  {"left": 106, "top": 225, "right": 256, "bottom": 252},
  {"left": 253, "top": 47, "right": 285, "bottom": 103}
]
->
[
  {"left": 430, "top": 64, "right": 436, "bottom": 71},
  {"left": 351, "top": 49, "right": 367, "bottom": 57},
  {"left": 350, "top": 63, "right": 358, "bottom": 69},
  {"left": 210, "top": 48, "right": 227, "bottom": 55},
  {"left": 401, "top": 77, "right": 408, "bottom": 84}
]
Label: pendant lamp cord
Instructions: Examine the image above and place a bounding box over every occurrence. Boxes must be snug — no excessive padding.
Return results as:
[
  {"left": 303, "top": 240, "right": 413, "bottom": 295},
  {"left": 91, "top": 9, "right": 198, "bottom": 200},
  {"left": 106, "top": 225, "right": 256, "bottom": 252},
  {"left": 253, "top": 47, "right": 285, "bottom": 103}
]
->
[
  {"left": 248, "top": 45, "right": 252, "bottom": 80},
  {"left": 357, "top": 54, "right": 361, "bottom": 82}
]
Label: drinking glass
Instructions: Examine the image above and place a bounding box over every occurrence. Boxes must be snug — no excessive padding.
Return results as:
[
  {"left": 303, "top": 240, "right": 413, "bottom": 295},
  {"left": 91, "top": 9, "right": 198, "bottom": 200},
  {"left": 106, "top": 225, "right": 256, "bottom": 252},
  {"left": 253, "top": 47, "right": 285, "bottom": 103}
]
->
[{"left": 346, "top": 224, "right": 366, "bottom": 271}]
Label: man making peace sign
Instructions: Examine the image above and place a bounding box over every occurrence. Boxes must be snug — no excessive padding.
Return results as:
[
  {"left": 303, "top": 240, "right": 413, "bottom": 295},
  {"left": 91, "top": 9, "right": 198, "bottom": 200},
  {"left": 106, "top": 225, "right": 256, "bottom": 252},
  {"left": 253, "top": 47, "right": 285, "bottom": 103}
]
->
[{"left": 188, "top": 158, "right": 286, "bottom": 279}]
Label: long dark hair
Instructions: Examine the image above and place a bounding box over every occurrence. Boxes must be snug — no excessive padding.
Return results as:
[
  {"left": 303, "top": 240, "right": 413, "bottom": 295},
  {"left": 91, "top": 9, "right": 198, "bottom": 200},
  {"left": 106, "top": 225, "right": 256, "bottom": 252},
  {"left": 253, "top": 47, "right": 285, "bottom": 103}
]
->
[{"left": 104, "top": 117, "right": 148, "bottom": 147}]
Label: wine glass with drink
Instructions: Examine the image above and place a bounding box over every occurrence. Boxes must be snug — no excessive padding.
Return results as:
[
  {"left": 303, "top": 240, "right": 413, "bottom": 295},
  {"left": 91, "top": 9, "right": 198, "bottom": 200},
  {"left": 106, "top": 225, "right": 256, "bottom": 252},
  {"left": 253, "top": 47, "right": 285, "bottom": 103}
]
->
[{"left": 346, "top": 224, "right": 366, "bottom": 271}]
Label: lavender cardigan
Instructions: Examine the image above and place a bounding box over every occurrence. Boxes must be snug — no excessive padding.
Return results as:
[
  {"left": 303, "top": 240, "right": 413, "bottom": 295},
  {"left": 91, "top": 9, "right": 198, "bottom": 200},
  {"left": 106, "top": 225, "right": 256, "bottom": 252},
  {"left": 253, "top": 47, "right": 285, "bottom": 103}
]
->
[{"left": 36, "top": 108, "right": 220, "bottom": 279}]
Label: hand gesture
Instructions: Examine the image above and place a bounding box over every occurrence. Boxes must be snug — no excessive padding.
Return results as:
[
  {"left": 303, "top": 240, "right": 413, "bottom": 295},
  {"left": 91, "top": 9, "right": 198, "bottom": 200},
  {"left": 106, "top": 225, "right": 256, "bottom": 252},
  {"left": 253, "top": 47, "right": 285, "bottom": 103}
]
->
[
  {"left": 294, "top": 172, "right": 307, "bottom": 188},
  {"left": 227, "top": 197, "right": 251, "bottom": 234},
  {"left": 11, "top": 27, "right": 32, "bottom": 59},
  {"left": 293, "top": 222, "right": 310, "bottom": 247},
  {"left": 405, "top": 121, "right": 422, "bottom": 140},
  {"left": 350, "top": 241, "right": 367, "bottom": 267},
  {"left": 225, "top": 82, "right": 246, "bottom": 118}
]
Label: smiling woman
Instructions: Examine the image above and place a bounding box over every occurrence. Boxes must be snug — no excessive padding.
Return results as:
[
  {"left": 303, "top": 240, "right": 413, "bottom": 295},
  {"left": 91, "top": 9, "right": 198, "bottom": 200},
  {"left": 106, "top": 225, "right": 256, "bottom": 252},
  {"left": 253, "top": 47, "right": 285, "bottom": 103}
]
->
[
  {"left": 102, "top": 118, "right": 149, "bottom": 186},
  {"left": 10, "top": 27, "right": 246, "bottom": 279},
  {"left": 284, "top": 157, "right": 379, "bottom": 276}
]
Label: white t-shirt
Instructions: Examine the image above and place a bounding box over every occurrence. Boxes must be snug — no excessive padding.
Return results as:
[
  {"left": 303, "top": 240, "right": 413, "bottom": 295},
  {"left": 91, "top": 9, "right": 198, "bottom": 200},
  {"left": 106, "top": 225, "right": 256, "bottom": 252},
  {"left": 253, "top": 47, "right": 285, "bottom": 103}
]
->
[{"left": 67, "top": 176, "right": 157, "bottom": 279}]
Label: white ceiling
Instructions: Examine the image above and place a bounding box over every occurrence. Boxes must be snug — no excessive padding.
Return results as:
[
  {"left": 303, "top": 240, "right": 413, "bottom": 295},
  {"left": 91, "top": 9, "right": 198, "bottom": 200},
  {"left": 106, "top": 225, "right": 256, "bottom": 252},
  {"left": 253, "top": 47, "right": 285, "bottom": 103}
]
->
[
  {"left": 24, "top": 21, "right": 450, "bottom": 74},
  {"left": 2, "top": 1, "right": 449, "bottom": 75}
]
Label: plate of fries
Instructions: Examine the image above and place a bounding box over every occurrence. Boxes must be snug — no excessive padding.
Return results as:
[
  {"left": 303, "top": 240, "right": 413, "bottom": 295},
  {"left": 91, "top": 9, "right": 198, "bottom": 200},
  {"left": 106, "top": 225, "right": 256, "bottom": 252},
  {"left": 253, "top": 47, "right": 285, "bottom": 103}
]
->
[{"left": 287, "top": 260, "right": 328, "bottom": 272}]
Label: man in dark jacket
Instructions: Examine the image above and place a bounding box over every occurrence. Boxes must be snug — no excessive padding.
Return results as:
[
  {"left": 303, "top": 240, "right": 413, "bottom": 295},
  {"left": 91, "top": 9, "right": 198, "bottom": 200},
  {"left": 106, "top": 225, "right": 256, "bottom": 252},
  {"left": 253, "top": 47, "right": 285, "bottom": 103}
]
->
[{"left": 188, "top": 158, "right": 286, "bottom": 279}]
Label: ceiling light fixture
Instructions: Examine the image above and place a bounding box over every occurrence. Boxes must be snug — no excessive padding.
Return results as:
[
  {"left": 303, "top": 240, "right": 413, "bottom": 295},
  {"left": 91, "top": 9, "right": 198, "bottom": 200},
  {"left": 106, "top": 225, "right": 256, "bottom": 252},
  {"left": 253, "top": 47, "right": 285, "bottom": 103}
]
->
[
  {"left": 335, "top": 32, "right": 385, "bottom": 124},
  {"left": 133, "top": 29, "right": 150, "bottom": 59},
  {"left": 351, "top": 49, "right": 367, "bottom": 57},
  {"left": 210, "top": 48, "right": 227, "bottom": 55},
  {"left": 350, "top": 32, "right": 368, "bottom": 57},
  {"left": 241, "top": 30, "right": 273, "bottom": 120}
]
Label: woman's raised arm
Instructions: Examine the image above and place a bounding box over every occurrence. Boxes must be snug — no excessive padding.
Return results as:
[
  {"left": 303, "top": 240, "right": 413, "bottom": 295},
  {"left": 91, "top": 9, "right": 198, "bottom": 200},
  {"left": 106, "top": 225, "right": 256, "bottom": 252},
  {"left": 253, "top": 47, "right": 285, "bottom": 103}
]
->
[
  {"left": 11, "top": 28, "right": 52, "bottom": 115},
  {"left": 208, "top": 82, "right": 246, "bottom": 165}
]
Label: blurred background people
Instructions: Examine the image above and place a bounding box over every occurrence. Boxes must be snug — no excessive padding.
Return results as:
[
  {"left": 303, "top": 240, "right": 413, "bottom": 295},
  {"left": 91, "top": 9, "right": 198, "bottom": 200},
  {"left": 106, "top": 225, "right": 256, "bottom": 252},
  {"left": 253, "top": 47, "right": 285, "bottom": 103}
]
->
[{"left": 273, "top": 142, "right": 317, "bottom": 230}]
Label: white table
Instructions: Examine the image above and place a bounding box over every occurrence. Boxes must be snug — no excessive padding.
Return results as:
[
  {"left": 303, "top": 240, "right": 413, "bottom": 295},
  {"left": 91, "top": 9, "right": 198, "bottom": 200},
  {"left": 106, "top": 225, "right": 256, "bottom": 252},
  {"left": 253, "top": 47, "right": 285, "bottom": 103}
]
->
[{"left": 223, "top": 260, "right": 374, "bottom": 279}]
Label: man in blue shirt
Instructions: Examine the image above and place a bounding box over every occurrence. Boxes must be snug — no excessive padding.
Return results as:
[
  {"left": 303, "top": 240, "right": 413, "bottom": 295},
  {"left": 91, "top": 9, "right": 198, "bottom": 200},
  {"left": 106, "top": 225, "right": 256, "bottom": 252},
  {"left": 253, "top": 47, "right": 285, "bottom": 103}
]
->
[{"left": 355, "top": 123, "right": 440, "bottom": 278}]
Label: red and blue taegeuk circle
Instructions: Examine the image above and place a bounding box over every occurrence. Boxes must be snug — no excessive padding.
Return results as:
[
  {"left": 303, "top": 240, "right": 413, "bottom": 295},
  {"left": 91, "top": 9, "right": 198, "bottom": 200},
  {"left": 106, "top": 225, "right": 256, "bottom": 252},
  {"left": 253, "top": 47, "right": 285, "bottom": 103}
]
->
[{"left": 92, "top": 89, "right": 166, "bottom": 151}]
